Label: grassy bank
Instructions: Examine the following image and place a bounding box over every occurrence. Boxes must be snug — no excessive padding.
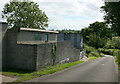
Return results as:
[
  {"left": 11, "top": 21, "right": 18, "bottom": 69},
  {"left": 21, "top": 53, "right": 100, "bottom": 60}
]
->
[
  {"left": 84, "top": 44, "right": 103, "bottom": 57},
  {"left": 89, "top": 56, "right": 101, "bottom": 60},
  {"left": 114, "top": 56, "right": 120, "bottom": 70}
]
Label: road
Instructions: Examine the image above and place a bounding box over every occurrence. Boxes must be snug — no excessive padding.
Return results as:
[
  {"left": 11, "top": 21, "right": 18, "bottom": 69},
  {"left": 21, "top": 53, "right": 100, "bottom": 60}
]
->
[{"left": 27, "top": 56, "right": 118, "bottom": 82}]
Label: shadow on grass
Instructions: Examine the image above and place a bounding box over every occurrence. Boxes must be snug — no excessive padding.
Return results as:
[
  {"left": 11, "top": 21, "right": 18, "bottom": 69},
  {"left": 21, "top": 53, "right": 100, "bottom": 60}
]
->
[{"left": 2, "top": 68, "right": 33, "bottom": 77}]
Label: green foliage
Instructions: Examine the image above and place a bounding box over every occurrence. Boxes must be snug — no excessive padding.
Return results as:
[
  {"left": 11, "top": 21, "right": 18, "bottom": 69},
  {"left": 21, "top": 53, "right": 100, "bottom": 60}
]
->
[
  {"left": 101, "top": 2, "right": 120, "bottom": 36},
  {"left": 81, "top": 27, "right": 92, "bottom": 43},
  {"left": 81, "top": 21, "right": 111, "bottom": 48},
  {"left": 2, "top": 0, "right": 49, "bottom": 29},
  {"left": 113, "top": 50, "right": 120, "bottom": 70},
  {"left": 84, "top": 44, "right": 101, "bottom": 57},
  {"left": 89, "top": 56, "right": 101, "bottom": 60},
  {"left": 88, "top": 34, "right": 108, "bottom": 49},
  {"left": 105, "top": 37, "right": 120, "bottom": 49},
  {"left": 51, "top": 44, "right": 57, "bottom": 65},
  {"left": 58, "top": 29, "right": 81, "bottom": 34},
  {"left": 2, "top": 68, "right": 31, "bottom": 77},
  {"left": 112, "top": 37, "right": 120, "bottom": 49},
  {"left": 88, "top": 21, "right": 111, "bottom": 38},
  {"left": 98, "top": 48, "right": 116, "bottom": 55},
  {"left": 103, "top": 37, "right": 120, "bottom": 68},
  {"left": 105, "top": 39, "right": 115, "bottom": 49},
  {"left": 114, "top": 50, "right": 120, "bottom": 65}
]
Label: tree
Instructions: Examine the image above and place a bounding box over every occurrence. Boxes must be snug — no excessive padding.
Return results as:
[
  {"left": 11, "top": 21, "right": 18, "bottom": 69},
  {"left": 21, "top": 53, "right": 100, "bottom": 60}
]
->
[
  {"left": 101, "top": 2, "right": 120, "bottom": 36},
  {"left": 88, "top": 21, "right": 112, "bottom": 39},
  {"left": 2, "top": 0, "right": 49, "bottom": 29},
  {"left": 81, "top": 21, "right": 112, "bottom": 48},
  {"left": 81, "top": 27, "right": 93, "bottom": 43},
  {"left": 58, "top": 29, "right": 81, "bottom": 34},
  {"left": 88, "top": 34, "right": 107, "bottom": 49}
]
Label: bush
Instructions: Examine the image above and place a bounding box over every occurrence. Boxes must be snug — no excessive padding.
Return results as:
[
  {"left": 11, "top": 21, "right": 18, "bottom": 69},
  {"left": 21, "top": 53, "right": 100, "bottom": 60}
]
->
[
  {"left": 113, "top": 37, "right": 120, "bottom": 49},
  {"left": 114, "top": 50, "right": 120, "bottom": 64},
  {"left": 88, "top": 34, "right": 108, "bottom": 48},
  {"left": 105, "top": 37, "right": 120, "bottom": 49},
  {"left": 98, "top": 48, "right": 119, "bottom": 56},
  {"left": 105, "top": 39, "right": 115, "bottom": 49},
  {"left": 84, "top": 44, "right": 101, "bottom": 57}
]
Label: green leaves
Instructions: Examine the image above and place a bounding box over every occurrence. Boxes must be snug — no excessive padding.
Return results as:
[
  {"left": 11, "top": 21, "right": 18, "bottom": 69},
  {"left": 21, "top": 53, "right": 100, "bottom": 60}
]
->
[
  {"left": 81, "top": 21, "right": 111, "bottom": 48},
  {"left": 3, "top": 1, "right": 49, "bottom": 29},
  {"left": 101, "top": 2, "right": 120, "bottom": 36}
]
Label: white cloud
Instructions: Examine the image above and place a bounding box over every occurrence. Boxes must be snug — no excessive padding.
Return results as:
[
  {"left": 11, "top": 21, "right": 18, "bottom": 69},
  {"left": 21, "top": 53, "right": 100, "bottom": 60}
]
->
[
  {"left": 35, "top": 0, "right": 104, "bottom": 30},
  {"left": 0, "top": 0, "right": 104, "bottom": 30},
  {"left": 0, "top": 0, "right": 9, "bottom": 22}
]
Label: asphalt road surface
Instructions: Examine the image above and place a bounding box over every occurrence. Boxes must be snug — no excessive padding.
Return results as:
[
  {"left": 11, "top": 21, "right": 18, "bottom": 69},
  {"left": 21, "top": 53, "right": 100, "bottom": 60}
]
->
[{"left": 27, "top": 56, "right": 118, "bottom": 82}]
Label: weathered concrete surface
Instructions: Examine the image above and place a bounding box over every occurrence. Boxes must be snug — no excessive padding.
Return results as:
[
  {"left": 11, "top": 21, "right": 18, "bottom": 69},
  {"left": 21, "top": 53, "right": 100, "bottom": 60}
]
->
[
  {"left": 2, "top": 29, "right": 37, "bottom": 71},
  {"left": 27, "top": 56, "right": 118, "bottom": 82},
  {"left": 36, "top": 41, "right": 81, "bottom": 70}
]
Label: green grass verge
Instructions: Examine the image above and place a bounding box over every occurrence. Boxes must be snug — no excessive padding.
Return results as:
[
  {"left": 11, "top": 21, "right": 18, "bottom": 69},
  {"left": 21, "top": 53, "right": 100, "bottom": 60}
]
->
[
  {"left": 2, "top": 61, "right": 84, "bottom": 82},
  {"left": 89, "top": 56, "right": 101, "bottom": 60},
  {"left": 114, "top": 56, "right": 120, "bottom": 71},
  {"left": 2, "top": 69, "right": 31, "bottom": 77},
  {"left": 118, "top": 65, "right": 120, "bottom": 71}
]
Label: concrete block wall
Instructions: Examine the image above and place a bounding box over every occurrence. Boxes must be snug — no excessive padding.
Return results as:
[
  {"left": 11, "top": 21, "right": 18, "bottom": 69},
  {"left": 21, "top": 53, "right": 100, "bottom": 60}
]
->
[
  {"left": 0, "top": 23, "right": 2, "bottom": 71},
  {"left": 48, "top": 33, "right": 57, "bottom": 42},
  {"left": 57, "top": 33, "right": 64, "bottom": 42},
  {"left": 55, "top": 41, "right": 80, "bottom": 63},
  {"left": 2, "top": 29, "right": 18, "bottom": 69},
  {"left": 1, "top": 22, "right": 8, "bottom": 69},
  {"left": 36, "top": 43, "right": 54, "bottom": 70},
  {"left": 15, "top": 44, "right": 37, "bottom": 71},
  {"left": 57, "top": 33, "right": 83, "bottom": 49},
  {"left": 36, "top": 41, "right": 80, "bottom": 70},
  {"left": 2, "top": 29, "right": 37, "bottom": 71}
]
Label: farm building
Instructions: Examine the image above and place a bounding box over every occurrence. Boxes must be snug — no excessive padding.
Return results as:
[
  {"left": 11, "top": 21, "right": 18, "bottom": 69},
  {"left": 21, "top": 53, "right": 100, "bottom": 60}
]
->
[{"left": 1, "top": 22, "right": 85, "bottom": 71}]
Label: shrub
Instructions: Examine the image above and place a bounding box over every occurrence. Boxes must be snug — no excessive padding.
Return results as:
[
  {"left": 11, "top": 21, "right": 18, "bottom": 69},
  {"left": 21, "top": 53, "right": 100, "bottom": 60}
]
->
[
  {"left": 98, "top": 48, "right": 114, "bottom": 55},
  {"left": 114, "top": 50, "right": 120, "bottom": 64},
  {"left": 84, "top": 44, "right": 101, "bottom": 57},
  {"left": 105, "top": 37, "right": 120, "bottom": 49}
]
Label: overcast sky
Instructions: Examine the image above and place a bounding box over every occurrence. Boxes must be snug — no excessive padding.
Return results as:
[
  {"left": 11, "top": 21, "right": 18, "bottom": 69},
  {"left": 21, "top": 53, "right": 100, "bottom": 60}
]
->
[{"left": 0, "top": 0, "right": 105, "bottom": 30}]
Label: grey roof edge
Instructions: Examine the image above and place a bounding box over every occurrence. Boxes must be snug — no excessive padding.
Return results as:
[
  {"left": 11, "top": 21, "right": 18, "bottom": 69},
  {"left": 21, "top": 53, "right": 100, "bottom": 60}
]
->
[
  {"left": 0, "top": 21, "right": 8, "bottom": 24},
  {"left": 20, "top": 28, "right": 59, "bottom": 33}
]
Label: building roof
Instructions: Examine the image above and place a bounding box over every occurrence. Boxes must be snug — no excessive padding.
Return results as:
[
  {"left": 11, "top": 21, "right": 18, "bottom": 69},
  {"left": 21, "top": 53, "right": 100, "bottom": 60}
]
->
[
  {"left": 20, "top": 28, "right": 59, "bottom": 33},
  {"left": 0, "top": 21, "right": 8, "bottom": 24}
]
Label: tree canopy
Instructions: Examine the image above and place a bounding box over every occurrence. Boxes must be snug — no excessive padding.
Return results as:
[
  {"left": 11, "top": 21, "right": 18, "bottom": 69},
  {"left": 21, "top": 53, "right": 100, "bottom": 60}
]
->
[
  {"left": 2, "top": 0, "right": 49, "bottom": 29},
  {"left": 101, "top": 2, "right": 120, "bottom": 36},
  {"left": 58, "top": 29, "right": 81, "bottom": 34},
  {"left": 81, "top": 21, "right": 111, "bottom": 48}
]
